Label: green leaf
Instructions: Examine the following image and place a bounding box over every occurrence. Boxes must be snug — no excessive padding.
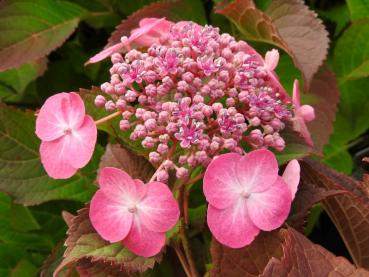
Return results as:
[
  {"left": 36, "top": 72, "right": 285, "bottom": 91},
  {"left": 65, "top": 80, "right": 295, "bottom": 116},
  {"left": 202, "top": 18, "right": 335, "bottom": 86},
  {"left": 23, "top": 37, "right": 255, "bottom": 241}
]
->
[
  {"left": 347, "top": 0, "right": 369, "bottom": 21},
  {"left": 323, "top": 78, "right": 369, "bottom": 172},
  {"left": 10, "top": 259, "right": 38, "bottom": 277},
  {"left": 320, "top": 4, "right": 350, "bottom": 36},
  {"left": 0, "top": 0, "right": 84, "bottom": 71},
  {"left": 10, "top": 203, "right": 41, "bottom": 232},
  {"left": 0, "top": 104, "right": 100, "bottom": 205},
  {"left": 333, "top": 20, "right": 369, "bottom": 80},
  {"left": 0, "top": 59, "right": 47, "bottom": 100}
]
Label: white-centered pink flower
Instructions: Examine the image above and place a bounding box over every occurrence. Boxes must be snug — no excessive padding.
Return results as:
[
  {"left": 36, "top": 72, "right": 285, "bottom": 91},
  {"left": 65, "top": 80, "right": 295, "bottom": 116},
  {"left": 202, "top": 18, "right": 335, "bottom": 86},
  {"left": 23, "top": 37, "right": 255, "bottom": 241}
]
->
[
  {"left": 89, "top": 167, "right": 180, "bottom": 257},
  {"left": 292, "top": 80, "right": 315, "bottom": 146},
  {"left": 35, "top": 92, "right": 97, "bottom": 179},
  {"left": 203, "top": 149, "right": 300, "bottom": 248},
  {"left": 88, "top": 18, "right": 173, "bottom": 64}
]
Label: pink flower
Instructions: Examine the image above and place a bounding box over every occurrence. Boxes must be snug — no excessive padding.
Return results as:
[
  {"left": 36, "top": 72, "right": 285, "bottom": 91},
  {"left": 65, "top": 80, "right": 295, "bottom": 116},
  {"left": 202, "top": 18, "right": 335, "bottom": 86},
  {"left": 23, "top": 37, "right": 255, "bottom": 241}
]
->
[
  {"left": 89, "top": 167, "right": 180, "bottom": 257},
  {"left": 36, "top": 92, "right": 97, "bottom": 179},
  {"left": 292, "top": 80, "right": 315, "bottom": 146},
  {"left": 203, "top": 149, "right": 300, "bottom": 248},
  {"left": 87, "top": 18, "right": 173, "bottom": 64}
]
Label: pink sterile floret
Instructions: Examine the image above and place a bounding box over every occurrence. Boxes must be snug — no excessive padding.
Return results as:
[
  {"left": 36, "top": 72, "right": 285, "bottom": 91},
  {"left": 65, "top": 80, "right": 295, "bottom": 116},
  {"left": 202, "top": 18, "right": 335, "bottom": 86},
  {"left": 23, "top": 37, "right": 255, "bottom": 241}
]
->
[
  {"left": 89, "top": 167, "right": 180, "bottom": 257},
  {"left": 203, "top": 149, "right": 300, "bottom": 248},
  {"left": 88, "top": 18, "right": 172, "bottom": 64},
  {"left": 291, "top": 80, "right": 316, "bottom": 146},
  {"left": 35, "top": 92, "right": 97, "bottom": 179}
]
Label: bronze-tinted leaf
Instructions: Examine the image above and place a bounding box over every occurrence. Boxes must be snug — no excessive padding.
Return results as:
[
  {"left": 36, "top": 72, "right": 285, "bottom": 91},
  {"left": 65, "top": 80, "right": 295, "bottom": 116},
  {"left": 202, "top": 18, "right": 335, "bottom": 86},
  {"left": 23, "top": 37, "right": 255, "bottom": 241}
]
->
[
  {"left": 301, "top": 159, "right": 369, "bottom": 268},
  {"left": 210, "top": 227, "right": 368, "bottom": 276},
  {"left": 263, "top": 228, "right": 369, "bottom": 276},
  {"left": 217, "top": 0, "right": 329, "bottom": 88},
  {"left": 99, "top": 144, "right": 154, "bottom": 182},
  {"left": 307, "top": 69, "right": 340, "bottom": 153},
  {"left": 210, "top": 230, "right": 283, "bottom": 276},
  {"left": 54, "top": 207, "right": 162, "bottom": 276}
]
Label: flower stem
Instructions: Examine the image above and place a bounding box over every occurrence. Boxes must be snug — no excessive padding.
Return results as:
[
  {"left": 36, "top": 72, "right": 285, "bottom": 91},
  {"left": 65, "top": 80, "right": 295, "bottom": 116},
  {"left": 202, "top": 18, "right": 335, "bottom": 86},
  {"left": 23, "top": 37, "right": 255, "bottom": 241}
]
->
[
  {"left": 173, "top": 243, "right": 192, "bottom": 277},
  {"left": 148, "top": 161, "right": 166, "bottom": 182},
  {"left": 179, "top": 219, "right": 199, "bottom": 277},
  {"left": 94, "top": 111, "right": 121, "bottom": 125}
]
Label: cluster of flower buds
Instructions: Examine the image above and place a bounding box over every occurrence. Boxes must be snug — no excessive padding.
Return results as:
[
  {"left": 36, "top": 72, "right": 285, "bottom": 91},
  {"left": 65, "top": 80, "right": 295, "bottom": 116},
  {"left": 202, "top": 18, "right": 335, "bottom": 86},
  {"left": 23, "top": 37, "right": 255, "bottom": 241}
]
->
[{"left": 93, "top": 19, "right": 296, "bottom": 182}]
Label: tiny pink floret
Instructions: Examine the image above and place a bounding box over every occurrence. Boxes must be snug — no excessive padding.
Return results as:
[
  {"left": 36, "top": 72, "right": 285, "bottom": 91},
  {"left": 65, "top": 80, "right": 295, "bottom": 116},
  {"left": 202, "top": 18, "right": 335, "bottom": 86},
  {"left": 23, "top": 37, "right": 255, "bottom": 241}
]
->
[
  {"left": 203, "top": 149, "right": 300, "bottom": 248},
  {"left": 36, "top": 92, "right": 97, "bottom": 179},
  {"left": 292, "top": 80, "right": 315, "bottom": 146},
  {"left": 89, "top": 167, "right": 180, "bottom": 257}
]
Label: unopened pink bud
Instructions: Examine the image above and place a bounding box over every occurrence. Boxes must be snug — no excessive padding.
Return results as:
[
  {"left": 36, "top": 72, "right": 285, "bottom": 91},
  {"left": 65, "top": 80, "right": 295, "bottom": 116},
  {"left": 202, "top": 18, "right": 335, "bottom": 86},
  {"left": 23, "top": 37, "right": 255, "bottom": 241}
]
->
[
  {"left": 94, "top": 95, "right": 106, "bottom": 107},
  {"left": 176, "top": 167, "right": 188, "bottom": 179}
]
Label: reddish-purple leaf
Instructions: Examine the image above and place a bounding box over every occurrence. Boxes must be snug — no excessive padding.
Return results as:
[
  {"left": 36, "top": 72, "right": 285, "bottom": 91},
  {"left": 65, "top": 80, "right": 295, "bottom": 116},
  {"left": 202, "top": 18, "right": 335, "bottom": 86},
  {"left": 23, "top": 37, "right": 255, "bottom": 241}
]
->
[
  {"left": 263, "top": 228, "right": 369, "bottom": 276},
  {"left": 301, "top": 159, "right": 369, "bottom": 268},
  {"left": 307, "top": 69, "right": 340, "bottom": 153},
  {"left": 99, "top": 144, "right": 154, "bottom": 182},
  {"left": 217, "top": 0, "right": 329, "bottom": 88},
  {"left": 210, "top": 227, "right": 368, "bottom": 276},
  {"left": 54, "top": 207, "right": 162, "bottom": 276}
]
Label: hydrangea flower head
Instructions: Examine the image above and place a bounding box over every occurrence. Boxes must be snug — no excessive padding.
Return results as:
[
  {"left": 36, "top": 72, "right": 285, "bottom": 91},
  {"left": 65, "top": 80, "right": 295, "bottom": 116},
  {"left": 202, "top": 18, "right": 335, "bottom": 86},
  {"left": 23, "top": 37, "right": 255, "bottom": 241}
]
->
[
  {"left": 35, "top": 92, "right": 97, "bottom": 179},
  {"left": 292, "top": 80, "right": 315, "bottom": 146},
  {"left": 203, "top": 149, "right": 300, "bottom": 248},
  {"left": 89, "top": 167, "right": 180, "bottom": 257},
  {"left": 93, "top": 19, "right": 299, "bottom": 180}
]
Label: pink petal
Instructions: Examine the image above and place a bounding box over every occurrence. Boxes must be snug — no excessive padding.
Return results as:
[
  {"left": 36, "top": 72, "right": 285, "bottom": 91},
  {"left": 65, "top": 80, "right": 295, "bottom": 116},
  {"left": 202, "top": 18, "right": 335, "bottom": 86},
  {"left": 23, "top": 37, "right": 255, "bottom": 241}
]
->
[
  {"left": 236, "top": 149, "right": 278, "bottom": 193},
  {"left": 246, "top": 177, "right": 292, "bottom": 231},
  {"left": 36, "top": 92, "right": 85, "bottom": 141},
  {"left": 292, "top": 79, "right": 301, "bottom": 108},
  {"left": 138, "top": 181, "right": 180, "bottom": 233},
  {"left": 292, "top": 116, "right": 314, "bottom": 146},
  {"left": 207, "top": 201, "right": 260, "bottom": 248},
  {"left": 87, "top": 42, "right": 125, "bottom": 64},
  {"left": 65, "top": 115, "right": 97, "bottom": 169},
  {"left": 98, "top": 167, "right": 146, "bottom": 204},
  {"left": 282, "top": 160, "right": 300, "bottom": 199},
  {"left": 64, "top": 92, "right": 86, "bottom": 129},
  {"left": 299, "top": 105, "right": 315, "bottom": 122},
  {"left": 123, "top": 218, "right": 166, "bottom": 257},
  {"left": 90, "top": 190, "right": 133, "bottom": 243},
  {"left": 264, "top": 49, "right": 279, "bottom": 71},
  {"left": 203, "top": 153, "right": 243, "bottom": 209},
  {"left": 39, "top": 139, "right": 77, "bottom": 179},
  {"left": 129, "top": 18, "right": 169, "bottom": 46},
  {"left": 36, "top": 93, "right": 68, "bottom": 141}
]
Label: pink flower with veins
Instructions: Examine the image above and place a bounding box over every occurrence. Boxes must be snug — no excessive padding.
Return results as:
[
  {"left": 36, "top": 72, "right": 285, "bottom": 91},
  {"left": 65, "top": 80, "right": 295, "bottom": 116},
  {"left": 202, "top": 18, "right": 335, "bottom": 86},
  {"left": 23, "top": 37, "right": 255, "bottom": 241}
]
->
[
  {"left": 35, "top": 92, "right": 97, "bottom": 179},
  {"left": 203, "top": 149, "right": 300, "bottom": 248},
  {"left": 89, "top": 167, "right": 180, "bottom": 257},
  {"left": 292, "top": 80, "right": 315, "bottom": 146},
  {"left": 87, "top": 18, "right": 173, "bottom": 64}
]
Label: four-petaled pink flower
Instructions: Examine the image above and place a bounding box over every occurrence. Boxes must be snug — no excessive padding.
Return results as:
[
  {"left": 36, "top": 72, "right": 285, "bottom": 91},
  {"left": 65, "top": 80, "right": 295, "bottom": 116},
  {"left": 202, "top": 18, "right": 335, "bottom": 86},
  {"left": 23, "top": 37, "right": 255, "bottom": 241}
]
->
[
  {"left": 36, "top": 92, "right": 97, "bottom": 179},
  {"left": 292, "top": 80, "right": 315, "bottom": 146},
  {"left": 89, "top": 167, "right": 180, "bottom": 257},
  {"left": 203, "top": 149, "right": 300, "bottom": 248},
  {"left": 88, "top": 18, "right": 173, "bottom": 64}
]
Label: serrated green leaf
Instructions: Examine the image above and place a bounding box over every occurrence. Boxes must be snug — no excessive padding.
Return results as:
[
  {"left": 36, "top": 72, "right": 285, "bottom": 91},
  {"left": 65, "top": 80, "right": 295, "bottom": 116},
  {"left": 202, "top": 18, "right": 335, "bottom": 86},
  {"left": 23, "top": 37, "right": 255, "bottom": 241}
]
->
[
  {"left": 0, "top": 0, "right": 84, "bottom": 71},
  {"left": 347, "top": 0, "right": 369, "bottom": 21},
  {"left": 333, "top": 20, "right": 369, "bottom": 80},
  {"left": 0, "top": 105, "right": 100, "bottom": 205},
  {"left": 0, "top": 59, "right": 47, "bottom": 101},
  {"left": 10, "top": 203, "right": 41, "bottom": 232}
]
